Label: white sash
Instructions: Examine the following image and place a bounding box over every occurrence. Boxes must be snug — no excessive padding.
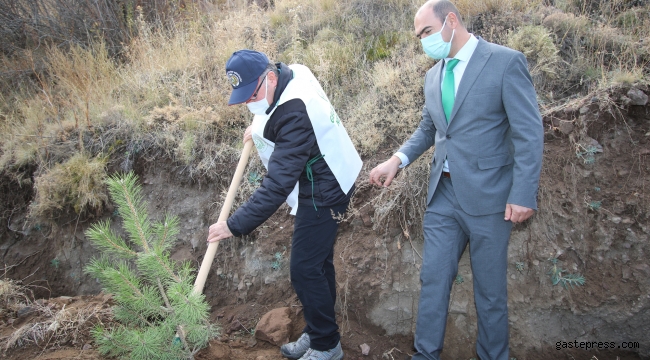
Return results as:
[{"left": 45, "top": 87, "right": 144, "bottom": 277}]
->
[{"left": 250, "top": 64, "right": 362, "bottom": 215}]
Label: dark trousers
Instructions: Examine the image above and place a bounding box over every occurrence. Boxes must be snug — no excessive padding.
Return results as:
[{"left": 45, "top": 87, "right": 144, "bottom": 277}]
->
[{"left": 290, "top": 201, "right": 348, "bottom": 351}]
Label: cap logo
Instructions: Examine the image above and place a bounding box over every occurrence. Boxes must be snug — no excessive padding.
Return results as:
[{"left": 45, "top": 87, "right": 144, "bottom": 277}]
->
[{"left": 227, "top": 71, "right": 242, "bottom": 88}]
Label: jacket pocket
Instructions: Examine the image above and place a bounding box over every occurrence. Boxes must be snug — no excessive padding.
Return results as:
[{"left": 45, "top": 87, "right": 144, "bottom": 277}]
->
[
  {"left": 469, "top": 85, "right": 500, "bottom": 96},
  {"left": 478, "top": 153, "right": 513, "bottom": 170}
]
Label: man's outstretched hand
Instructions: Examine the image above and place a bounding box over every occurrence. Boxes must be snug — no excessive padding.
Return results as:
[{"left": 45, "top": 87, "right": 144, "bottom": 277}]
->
[{"left": 369, "top": 156, "right": 402, "bottom": 187}]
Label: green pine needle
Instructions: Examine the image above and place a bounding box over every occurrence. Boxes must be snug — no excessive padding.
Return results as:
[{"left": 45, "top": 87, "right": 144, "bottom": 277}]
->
[
  {"left": 106, "top": 172, "right": 153, "bottom": 252},
  {"left": 153, "top": 215, "right": 180, "bottom": 253},
  {"left": 85, "top": 220, "right": 137, "bottom": 259}
]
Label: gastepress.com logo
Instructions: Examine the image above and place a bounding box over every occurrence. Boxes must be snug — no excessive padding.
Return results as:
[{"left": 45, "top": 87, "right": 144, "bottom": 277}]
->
[{"left": 555, "top": 340, "right": 641, "bottom": 350}]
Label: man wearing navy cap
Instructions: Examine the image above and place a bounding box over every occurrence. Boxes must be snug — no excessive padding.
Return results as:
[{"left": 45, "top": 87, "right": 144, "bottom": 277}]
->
[{"left": 207, "top": 49, "right": 362, "bottom": 360}]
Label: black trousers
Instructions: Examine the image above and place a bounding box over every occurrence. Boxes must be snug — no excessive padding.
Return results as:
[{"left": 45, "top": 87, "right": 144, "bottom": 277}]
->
[{"left": 290, "top": 201, "right": 348, "bottom": 351}]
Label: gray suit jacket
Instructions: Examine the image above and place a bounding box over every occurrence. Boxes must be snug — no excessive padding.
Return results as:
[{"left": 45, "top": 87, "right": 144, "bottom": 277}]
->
[{"left": 398, "top": 38, "right": 544, "bottom": 216}]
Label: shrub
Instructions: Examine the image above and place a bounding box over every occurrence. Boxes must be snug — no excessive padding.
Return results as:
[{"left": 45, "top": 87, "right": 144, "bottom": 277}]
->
[
  {"left": 30, "top": 153, "right": 108, "bottom": 219},
  {"left": 345, "top": 42, "right": 428, "bottom": 156},
  {"left": 507, "top": 25, "right": 560, "bottom": 80},
  {"left": 85, "top": 172, "right": 217, "bottom": 359}
]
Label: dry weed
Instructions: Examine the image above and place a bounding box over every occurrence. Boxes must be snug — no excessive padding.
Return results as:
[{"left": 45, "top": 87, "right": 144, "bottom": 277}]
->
[
  {"left": 507, "top": 25, "right": 560, "bottom": 79},
  {"left": 0, "top": 0, "right": 648, "bottom": 256},
  {"left": 30, "top": 153, "right": 108, "bottom": 220},
  {"left": 1, "top": 297, "right": 113, "bottom": 352},
  {"left": 346, "top": 42, "right": 429, "bottom": 156}
]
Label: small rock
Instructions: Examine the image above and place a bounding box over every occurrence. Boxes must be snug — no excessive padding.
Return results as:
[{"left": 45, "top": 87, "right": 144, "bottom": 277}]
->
[
  {"left": 389, "top": 227, "right": 401, "bottom": 237},
  {"left": 228, "top": 320, "right": 246, "bottom": 334},
  {"left": 360, "top": 343, "right": 370, "bottom": 355},
  {"left": 532, "top": 260, "right": 539, "bottom": 266},
  {"left": 254, "top": 307, "right": 292, "bottom": 346},
  {"left": 17, "top": 306, "right": 34, "bottom": 318},
  {"left": 620, "top": 96, "right": 632, "bottom": 106},
  {"left": 247, "top": 337, "right": 257, "bottom": 348},
  {"left": 361, "top": 213, "right": 373, "bottom": 227},
  {"left": 579, "top": 106, "right": 590, "bottom": 114},
  {"left": 627, "top": 88, "right": 648, "bottom": 106},
  {"left": 82, "top": 344, "right": 93, "bottom": 351},
  {"left": 449, "top": 299, "right": 469, "bottom": 314},
  {"left": 558, "top": 120, "right": 574, "bottom": 134},
  {"left": 622, "top": 267, "right": 631, "bottom": 280},
  {"left": 229, "top": 339, "right": 245, "bottom": 348},
  {"left": 611, "top": 216, "right": 622, "bottom": 224},
  {"left": 586, "top": 137, "right": 603, "bottom": 152}
]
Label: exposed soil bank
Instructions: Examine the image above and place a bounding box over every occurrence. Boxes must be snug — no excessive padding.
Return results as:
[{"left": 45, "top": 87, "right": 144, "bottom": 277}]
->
[{"left": 2, "top": 87, "right": 649, "bottom": 359}]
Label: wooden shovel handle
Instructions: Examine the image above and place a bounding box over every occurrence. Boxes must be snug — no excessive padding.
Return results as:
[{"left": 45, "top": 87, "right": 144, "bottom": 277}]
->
[{"left": 193, "top": 140, "right": 254, "bottom": 294}]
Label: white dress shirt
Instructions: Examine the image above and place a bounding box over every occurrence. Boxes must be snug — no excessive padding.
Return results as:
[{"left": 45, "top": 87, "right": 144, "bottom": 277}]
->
[{"left": 395, "top": 34, "right": 479, "bottom": 172}]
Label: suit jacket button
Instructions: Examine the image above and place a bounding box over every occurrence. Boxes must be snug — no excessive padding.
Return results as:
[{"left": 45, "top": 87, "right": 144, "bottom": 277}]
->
[{"left": 446, "top": 134, "right": 451, "bottom": 139}]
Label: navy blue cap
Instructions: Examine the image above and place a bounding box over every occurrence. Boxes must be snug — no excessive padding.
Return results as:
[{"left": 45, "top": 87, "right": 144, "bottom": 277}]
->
[{"left": 225, "top": 50, "right": 269, "bottom": 105}]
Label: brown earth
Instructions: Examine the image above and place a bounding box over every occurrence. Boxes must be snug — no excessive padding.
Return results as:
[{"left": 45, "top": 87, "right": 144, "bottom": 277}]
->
[{"left": 1, "top": 86, "right": 649, "bottom": 360}]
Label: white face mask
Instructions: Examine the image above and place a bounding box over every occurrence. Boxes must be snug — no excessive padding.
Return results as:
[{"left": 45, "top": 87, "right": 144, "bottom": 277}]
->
[{"left": 246, "top": 75, "right": 270, "bottom": 115}]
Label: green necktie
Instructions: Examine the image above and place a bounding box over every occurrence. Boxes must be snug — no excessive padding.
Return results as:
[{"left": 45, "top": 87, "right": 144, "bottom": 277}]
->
[{"left": 442, "top": 58, "right": 460, "bottom": 122}]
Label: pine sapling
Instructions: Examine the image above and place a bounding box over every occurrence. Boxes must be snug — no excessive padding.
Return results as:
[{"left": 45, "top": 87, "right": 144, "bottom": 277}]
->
[{"left": 84, "top": 172, "right": 218, "bottom": 359}]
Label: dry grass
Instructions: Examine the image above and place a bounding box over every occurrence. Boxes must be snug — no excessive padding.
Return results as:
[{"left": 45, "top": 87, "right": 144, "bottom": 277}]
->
[
  {"left": 345, "top": 41, "right": 429, "bottom": 156},
  {"left": 0, "top": 0, "right": 648, "bottom": 224},
  {"left": 29, "top": 153, "right": 108, "bottom": 219},
  {"left": 507, "top": 25, "right": 560, "bottom": 79},
  {"left": 455, "top": 0, "right": 543, "bottom": 17},
  {"left": 0, "top": 278, "right": 113, "bottom": 352}
]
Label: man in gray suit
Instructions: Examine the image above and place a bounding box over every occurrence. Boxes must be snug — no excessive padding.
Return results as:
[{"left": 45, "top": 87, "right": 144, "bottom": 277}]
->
[{"left": 369, "top": 1, "right": 543, "bottom": 359}]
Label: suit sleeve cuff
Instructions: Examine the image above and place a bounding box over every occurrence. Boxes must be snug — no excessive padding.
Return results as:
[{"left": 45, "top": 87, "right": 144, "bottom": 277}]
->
[{"left": 394, "top": 152, "right": 410, "bottom": 168}]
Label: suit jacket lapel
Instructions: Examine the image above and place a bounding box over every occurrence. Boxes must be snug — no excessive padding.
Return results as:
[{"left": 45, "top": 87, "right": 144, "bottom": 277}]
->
[{"left": 448, "top": 38, "right": 492, "bottom": 124}]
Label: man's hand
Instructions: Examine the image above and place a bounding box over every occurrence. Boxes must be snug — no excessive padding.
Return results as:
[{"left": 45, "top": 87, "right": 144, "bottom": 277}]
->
[
  {"left": 243, "top": 125, "right": 253, "bottom": 144},
  {"left": 369, "top": 156, "right": 402, "bottom": 187},
  {"left": 504, "top": 204, "right": 534, "bottom": 223},
  {"left": 207, "top": 220, "right": 233, "bottom": 243}
]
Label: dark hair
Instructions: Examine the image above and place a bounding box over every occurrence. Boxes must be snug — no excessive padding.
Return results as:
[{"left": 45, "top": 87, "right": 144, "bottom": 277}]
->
[{"left": 429, "top": 0, "right": 462, "bottom": 26}]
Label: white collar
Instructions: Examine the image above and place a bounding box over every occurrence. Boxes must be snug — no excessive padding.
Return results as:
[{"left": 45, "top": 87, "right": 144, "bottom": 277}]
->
[{"left": 445, "top": 34, "right": 478, "bottom": 63}]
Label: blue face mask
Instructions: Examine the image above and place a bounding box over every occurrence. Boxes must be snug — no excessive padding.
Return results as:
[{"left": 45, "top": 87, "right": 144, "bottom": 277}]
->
[{"left": 420, "top": 16, "right": 455, "bottom": 60}]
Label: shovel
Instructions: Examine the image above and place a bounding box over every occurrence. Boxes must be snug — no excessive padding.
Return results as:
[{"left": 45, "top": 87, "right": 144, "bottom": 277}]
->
[
  {"left": 193, "top": 139, "right": 254, "bottom": 294},
  {"left": 171, "top": 140, "right": 253, "bottom": 348}
]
